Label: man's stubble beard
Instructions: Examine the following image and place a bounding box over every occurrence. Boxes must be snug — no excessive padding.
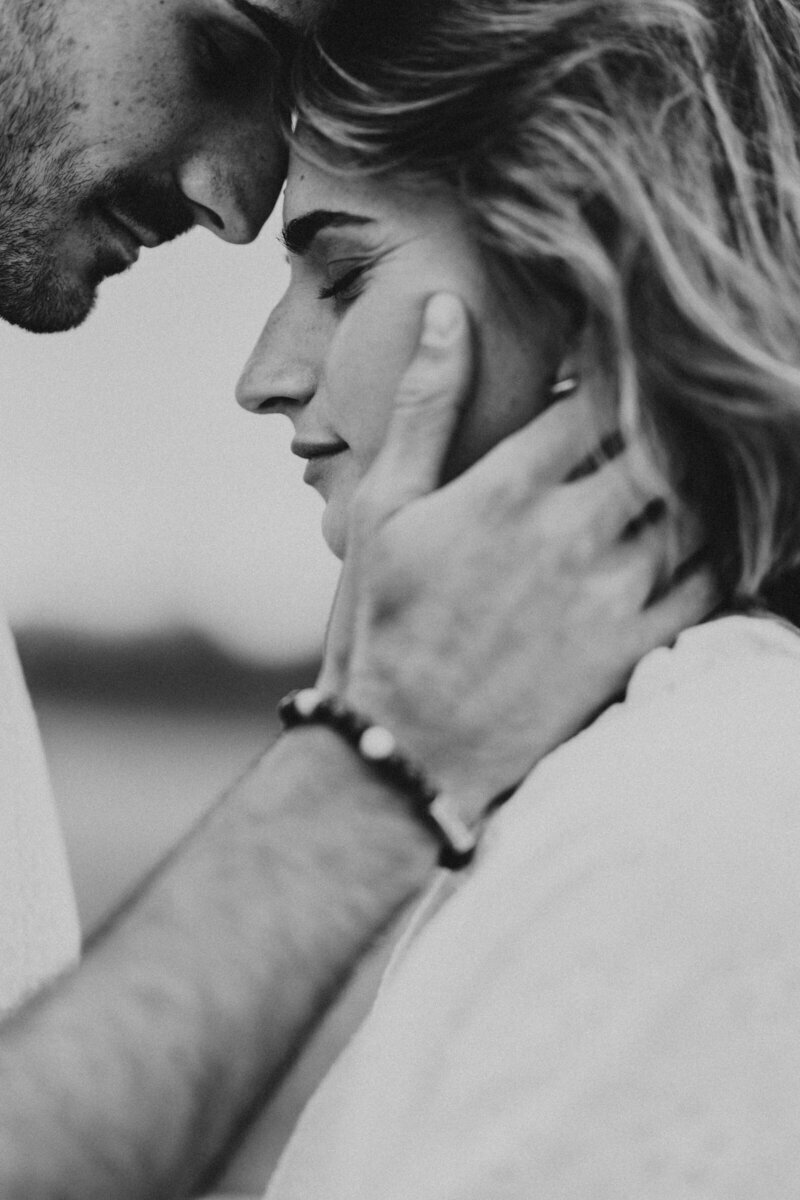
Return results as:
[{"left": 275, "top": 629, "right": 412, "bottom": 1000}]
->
[
  {"left": 0, "top": 2, "right": 97, "bottom": 332},
  {"left": 0, "top": 145, "right": 106, "bottom": 334},
  {"left": 0, "top": 8, "right": 196, "bottom": 334}
]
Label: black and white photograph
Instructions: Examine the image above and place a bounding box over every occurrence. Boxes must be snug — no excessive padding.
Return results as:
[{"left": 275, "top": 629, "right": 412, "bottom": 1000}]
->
[{"left": 2, "top": 1, "right": 800, "bottom": 1196}]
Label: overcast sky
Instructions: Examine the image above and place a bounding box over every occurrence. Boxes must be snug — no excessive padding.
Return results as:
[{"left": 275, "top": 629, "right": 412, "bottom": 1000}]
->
[{"left": 0, "top": 208, "right": 340, "bottom": 663}]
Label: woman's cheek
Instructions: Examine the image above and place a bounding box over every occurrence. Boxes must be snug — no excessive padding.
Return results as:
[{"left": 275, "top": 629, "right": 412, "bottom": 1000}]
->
[{"left": 329, "top": 291, "right": 427, "bottom": 469}]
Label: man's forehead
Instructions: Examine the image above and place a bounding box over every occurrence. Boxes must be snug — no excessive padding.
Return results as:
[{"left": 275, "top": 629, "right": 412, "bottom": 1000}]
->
[
  {"left": 211, "top": 0, "right": 326, "bottom": 68},
  {"left": 235, "top": 0, "right": 330, "bottom": 27}
]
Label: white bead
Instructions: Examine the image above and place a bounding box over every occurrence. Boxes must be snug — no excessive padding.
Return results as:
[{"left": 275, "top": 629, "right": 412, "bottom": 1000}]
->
[
  {"left": 359, "top": 725, "right": 397, "bottom": 761},
  {"left": 549, "top": 375, "right": 579, "bottom": 398},
  {"left": 430, "top": 794, "right": 477, "bottom": 854},
  {"left": 294, "top": 687, "right": 323, "bottom": 718}
]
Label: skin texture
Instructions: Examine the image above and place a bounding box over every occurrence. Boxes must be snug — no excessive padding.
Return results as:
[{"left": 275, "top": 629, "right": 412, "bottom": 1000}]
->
[
  {"left": 0, "top": 0, "right": 305, "bottom": 330},
  {"left": 237, "top": 154, "right": 714, "bottom": 809},
  {"left": 0, "top": 2, "right": 712, "bottom": 1194},
  {"left": 0, "top": 726, "right": 439, "bottom": 1199},
  {"left": 237, "top": 150, "right": 568, "bottom": 558},
  {"left": 0, "top": 304, "right": 713, "bottom": 1196}
]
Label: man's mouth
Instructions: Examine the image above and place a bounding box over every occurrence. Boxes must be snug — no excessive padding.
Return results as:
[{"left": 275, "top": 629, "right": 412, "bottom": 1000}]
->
[
  {"left": 91, "top": 172, "right": 194, "bottom": 257},
  {"left": 104, "top": 204, "right": 163, "bottom": 250},
  {"left": 96, "top": 207, "right": 143, "bottom": 269}
]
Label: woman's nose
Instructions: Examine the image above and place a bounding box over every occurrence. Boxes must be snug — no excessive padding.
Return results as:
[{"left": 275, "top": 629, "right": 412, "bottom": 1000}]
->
[{"left": 236, "top": 310, "right": 317, "bottom": 415}]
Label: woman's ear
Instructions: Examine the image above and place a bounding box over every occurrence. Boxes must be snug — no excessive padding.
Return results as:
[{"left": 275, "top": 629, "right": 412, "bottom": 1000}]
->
[
  {"left": 548, "top": 371, "right": 580, "bottom": 401},
  {"left": 546, "top": 326, "right": 621, "bottom": 460},
  {"left": 547, "top": 332, "right": 587, "bottom": 404},
  {"left": 542, "top": 286, "right": 594, "bottom": 402}
]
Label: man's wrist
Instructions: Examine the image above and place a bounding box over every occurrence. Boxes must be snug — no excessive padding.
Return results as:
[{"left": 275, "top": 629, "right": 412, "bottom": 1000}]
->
[
  {"left": 273, "top": 722, "right": 440, "bottom": 865},
  {"left": 279, "top": 690, "right": 478, "bottom": 869}
]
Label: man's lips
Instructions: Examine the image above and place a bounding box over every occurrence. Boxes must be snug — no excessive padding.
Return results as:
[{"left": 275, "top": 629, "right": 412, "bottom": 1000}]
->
[{"left": 103, "top": 204, "right": 163, "bottom": 251}]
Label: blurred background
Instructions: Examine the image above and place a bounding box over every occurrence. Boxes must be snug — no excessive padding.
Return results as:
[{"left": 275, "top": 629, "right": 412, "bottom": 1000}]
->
[
  {"left": 2, "top": 205, "right": 341, "bottom": 931},
  {"left": 2, "top": 208, "right": 378, "bottom": 1188}
]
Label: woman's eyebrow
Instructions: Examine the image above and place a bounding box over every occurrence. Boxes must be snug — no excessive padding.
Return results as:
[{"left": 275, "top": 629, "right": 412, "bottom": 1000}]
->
[{"left": 281, "top": 211, "right": 374, "bottom": 256}]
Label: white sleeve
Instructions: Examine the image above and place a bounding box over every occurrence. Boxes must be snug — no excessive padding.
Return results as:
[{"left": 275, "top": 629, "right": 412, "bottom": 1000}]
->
[
  {"left": 265, "top": 618, "right": 800, "bottom": 1200},
  {"left": 480, "top": 625, "right": 800, "bottom": 1198}
]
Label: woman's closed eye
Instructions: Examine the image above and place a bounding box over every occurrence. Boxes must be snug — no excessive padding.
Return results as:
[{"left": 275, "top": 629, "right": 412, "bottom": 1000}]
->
[{"left": 318, "top": 263, "right": 369, "bottom": 309}]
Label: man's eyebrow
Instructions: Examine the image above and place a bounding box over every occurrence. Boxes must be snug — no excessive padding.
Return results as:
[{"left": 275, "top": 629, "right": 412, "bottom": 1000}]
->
[
  {"left": 281, "top": 211, "right": 375, "bottom": 255},
  {"left": 228, "top": 1, "right": 300, "bottom": 62}
]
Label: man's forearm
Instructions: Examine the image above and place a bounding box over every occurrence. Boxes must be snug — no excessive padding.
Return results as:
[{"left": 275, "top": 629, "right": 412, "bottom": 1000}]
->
[{"left": 0, "top": 725, "right": 436, "bottom": 1200}]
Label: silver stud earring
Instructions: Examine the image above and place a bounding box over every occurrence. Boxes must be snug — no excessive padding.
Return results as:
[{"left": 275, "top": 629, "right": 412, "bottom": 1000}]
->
[{"left": 549, "top": 375, "right": 579, "bottom": 400}]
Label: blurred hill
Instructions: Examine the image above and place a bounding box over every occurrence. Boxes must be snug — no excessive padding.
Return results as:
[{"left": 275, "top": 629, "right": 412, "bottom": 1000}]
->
[
  {"left": 14, "top": 625, "right": 321, "bottom": 936},
  {"left": 15, "top": 627, "right": 320, "bottom": 713}
]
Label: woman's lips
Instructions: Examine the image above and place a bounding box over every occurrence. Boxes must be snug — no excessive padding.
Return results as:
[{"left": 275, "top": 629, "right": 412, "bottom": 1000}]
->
[
  {"left": 291, "top": 439, "right": 348, "bottom": 495},
  {"left": 291, "top": 439, "right": 348, "bottom": 460}
]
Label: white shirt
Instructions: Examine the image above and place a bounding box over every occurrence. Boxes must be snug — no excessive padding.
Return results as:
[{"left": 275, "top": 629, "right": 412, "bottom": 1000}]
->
[
  {"left": 264, "top": 615, "right": 800, "bottom": 1199},
  {"left": 0, "top": 616, "right": 79, "bottom": 1015}
]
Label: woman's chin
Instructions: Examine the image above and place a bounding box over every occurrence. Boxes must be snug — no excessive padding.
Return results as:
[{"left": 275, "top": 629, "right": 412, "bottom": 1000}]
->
[{"left": 321, "top": 505, "right": 347, "bottom": 561}]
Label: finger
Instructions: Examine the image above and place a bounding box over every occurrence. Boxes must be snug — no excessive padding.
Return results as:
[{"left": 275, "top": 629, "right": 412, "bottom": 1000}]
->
[
  {"left": 637, "top": 514, "right": 707, "bottom": 604},
  {"left": 564, "top": 429, "right": 626, "bottom": 482},
  {"left": 562, "top": 418, "right": 669, "bottom": 488},
  {"left": 636, "top": 565, "right": 719, "bottom": 653},
  {"left": 317, "top": 562, "right": 353, "bottom": 693},
  {"left": 553, "top": 449, "right": 671, "bottom": 554},
  {"left": 439, "top": 387, "right": 615, "bottom": 508},
  {"left": 599, "top": 508, "right": 706, "bottom": 610},
  {"left": 577, "top": 435, "right": 675, "bottom": 520},
  {"left": 366, "top": 293, "right": 474, "bottom": 512}
]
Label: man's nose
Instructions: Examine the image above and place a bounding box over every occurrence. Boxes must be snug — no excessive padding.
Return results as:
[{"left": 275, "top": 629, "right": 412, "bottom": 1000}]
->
[{"left": 177, "top": 125, "right": 287, "bottom": 244}]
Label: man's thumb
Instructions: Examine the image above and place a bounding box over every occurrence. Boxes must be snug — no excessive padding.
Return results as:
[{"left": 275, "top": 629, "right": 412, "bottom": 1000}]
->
[{"left": 368, "top": 293, "right": 473, "bottom": 510}]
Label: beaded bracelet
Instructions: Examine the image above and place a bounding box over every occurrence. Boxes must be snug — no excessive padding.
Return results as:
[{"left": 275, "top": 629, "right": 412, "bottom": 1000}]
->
[{"left": 278, "top": 688, "right": 478, "bottom": 870}]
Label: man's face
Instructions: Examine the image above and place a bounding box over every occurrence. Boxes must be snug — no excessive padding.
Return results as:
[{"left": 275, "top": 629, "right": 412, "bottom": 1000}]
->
[{"left": 0, "top": 0, "right": 318, "bottom": 332}]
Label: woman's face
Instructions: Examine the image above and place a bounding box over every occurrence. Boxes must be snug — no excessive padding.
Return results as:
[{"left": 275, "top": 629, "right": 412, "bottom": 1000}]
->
[{"left": 237, "top": 146, "right": 565, "bottom": 558}]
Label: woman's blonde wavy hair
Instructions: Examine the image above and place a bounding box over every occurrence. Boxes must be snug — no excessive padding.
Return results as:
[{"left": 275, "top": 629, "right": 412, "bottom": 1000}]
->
[{"left": 291, "top": 0, "right": 800, "bottom": 617}]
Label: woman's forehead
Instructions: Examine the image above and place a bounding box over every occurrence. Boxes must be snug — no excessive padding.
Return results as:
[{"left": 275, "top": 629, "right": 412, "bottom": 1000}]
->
[
  {"left": 284, "top": 149, "right": 379, "bottom": 218},
  {"left": 283, "top": 146, "right": 458, "bottom": 230}
]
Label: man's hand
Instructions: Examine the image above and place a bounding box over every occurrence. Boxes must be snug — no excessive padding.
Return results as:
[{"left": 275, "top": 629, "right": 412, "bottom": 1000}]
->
[{"left": 321, "top": 294, "right": 715, "bottom": 821}]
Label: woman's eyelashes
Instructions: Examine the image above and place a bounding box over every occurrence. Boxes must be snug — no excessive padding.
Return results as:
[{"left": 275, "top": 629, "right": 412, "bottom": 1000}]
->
[{"left": 318, "top": 262, "right": 370, "bottom": 309}]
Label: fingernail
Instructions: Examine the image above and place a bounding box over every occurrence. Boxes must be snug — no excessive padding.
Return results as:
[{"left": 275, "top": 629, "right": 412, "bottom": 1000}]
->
[{"left": 422, "top": 294, "right": 463, "bottom": 347}]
